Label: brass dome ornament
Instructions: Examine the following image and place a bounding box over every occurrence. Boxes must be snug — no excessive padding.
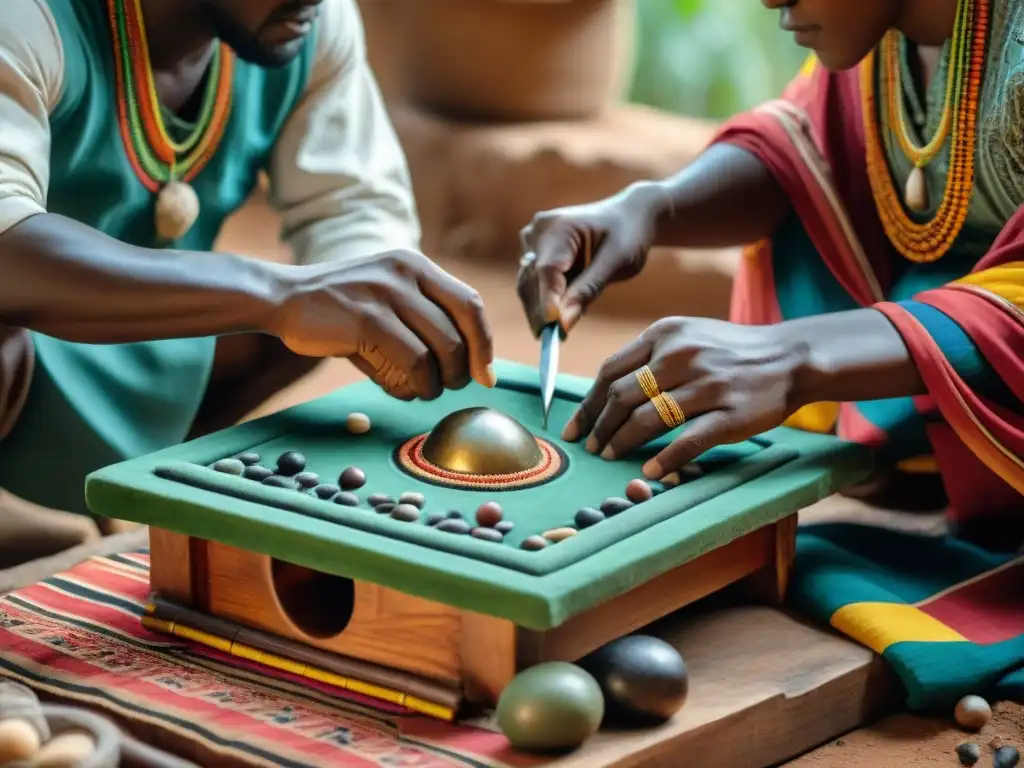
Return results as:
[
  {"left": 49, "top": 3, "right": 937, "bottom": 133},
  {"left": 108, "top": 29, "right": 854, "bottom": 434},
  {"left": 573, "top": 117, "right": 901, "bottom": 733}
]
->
[{"left": 395, "top": 407, "right": 567, "bottom": 491}]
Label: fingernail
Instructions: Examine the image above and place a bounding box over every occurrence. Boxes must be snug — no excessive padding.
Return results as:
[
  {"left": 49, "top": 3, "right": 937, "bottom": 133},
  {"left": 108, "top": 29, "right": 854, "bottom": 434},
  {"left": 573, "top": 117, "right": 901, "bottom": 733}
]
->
[
  {"left": 484, "top": 363, "right": 497, "bottom": 388},
  {"left": 642, "top": 459, "right": 662, "bottom": 479},
  {"left": 561, "top": 303, "right": 582, "bottom": 333},
  {"left": 561, "top": 420, "right": 579, "bottom": 441},
  {"left": 600, "top": 445, "right": 616, "bottom": 460},
  {"left": 585, "top": 435, "right": 599, "bottom": 453}
]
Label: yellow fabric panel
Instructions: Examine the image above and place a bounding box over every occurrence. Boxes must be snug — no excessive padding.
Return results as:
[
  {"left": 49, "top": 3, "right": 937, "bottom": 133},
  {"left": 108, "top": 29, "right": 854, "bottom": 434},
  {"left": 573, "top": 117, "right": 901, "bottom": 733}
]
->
[
  {"left": 784, "top": 401, "right": 840, "bottom": 433},
  {"left": 799, "top": 53, "right": 818, "bottom": 78},
  {"left": 896, "top": 455, "right": 940, "bottom": 474},
  {"left": 955, "top": 262, "right": 1024, "bottom": 310},
  {"left": 831, "top": 602, "right": 968, "bottom": 654}
]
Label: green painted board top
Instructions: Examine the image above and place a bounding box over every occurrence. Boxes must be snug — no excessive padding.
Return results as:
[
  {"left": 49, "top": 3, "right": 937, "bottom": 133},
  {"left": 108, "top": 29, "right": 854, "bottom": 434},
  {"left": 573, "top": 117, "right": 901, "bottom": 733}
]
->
[{"left": 85, "top": 360, "right": 872, "bottom": 629}]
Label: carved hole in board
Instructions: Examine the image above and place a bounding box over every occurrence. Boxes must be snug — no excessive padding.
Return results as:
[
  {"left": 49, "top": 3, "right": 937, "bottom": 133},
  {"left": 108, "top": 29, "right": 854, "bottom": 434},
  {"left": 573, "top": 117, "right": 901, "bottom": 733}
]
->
[{"left": 270, "top": 559, "right": 355, "bottom": 639}]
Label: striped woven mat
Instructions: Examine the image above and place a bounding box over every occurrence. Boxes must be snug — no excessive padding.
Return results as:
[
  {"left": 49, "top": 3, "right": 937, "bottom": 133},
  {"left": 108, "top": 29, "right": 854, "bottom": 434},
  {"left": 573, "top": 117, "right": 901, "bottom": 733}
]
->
[{"left": 0, "top": 550, "right": 539, "bottom": 768}]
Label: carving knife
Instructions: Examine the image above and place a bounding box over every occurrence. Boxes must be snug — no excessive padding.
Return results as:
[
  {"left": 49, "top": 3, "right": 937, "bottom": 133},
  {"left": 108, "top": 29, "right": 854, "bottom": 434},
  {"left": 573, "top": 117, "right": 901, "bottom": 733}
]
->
[{"left": 539, "top": 322, "right": 560, "bottom": 430}]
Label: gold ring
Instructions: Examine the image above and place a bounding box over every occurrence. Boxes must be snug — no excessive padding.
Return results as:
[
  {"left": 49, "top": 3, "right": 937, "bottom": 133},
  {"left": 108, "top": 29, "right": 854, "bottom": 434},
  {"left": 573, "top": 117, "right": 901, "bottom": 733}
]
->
[
  {"left": 636, "top": 365, "right": 660, "bottom": 401},
  {"left": 652, "top": 392, "right": 686, "bottom": 429}
]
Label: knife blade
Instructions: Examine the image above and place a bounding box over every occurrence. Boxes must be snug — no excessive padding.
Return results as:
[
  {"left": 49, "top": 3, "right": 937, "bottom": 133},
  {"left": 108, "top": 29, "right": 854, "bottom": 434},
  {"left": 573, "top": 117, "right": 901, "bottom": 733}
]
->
[{"left": 539, "top": 322, "right": 560, "bottom": 430}]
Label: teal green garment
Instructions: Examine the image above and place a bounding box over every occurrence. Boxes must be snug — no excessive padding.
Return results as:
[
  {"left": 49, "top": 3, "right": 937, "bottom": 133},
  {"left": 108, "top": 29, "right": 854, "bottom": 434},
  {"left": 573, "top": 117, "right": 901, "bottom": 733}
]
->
[{"left": 0, "top": 0, "right": 315, "bottom": 515}]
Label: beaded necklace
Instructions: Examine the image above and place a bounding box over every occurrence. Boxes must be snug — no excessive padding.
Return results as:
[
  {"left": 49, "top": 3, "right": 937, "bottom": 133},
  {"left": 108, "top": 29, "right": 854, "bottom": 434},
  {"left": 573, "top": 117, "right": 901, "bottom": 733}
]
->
[
  {"left": 106, "top": 0, "right": 235, "bottom": 242},
  {"left": 862, "top": 0, "right": 989, "bottom": 264}
]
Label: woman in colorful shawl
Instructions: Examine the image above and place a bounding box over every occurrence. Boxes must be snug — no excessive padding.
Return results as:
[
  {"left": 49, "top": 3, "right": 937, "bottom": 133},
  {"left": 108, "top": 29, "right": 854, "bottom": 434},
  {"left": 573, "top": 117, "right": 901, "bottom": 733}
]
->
[{"left": 517, "top": 0, "right": 1023, "bottom": 548}]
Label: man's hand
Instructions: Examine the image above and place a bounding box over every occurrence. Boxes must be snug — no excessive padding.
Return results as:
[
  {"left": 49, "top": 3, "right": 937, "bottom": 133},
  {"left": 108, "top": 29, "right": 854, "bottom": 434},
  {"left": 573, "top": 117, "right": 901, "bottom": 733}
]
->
[{"left": 268, "top": 249, "right": 495, "bottom": 401}]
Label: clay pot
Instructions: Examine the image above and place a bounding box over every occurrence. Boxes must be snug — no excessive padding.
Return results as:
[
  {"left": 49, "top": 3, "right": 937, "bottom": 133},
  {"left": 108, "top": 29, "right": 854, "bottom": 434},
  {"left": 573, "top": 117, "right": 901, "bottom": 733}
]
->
[{"left": 402, "top": 0, "right": 636, "bottom": 122}]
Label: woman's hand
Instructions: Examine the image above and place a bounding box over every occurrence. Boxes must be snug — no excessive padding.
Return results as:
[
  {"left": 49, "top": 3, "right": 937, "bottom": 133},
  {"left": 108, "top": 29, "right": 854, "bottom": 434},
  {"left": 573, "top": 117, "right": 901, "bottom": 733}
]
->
[
  {"left": 563, "top": 316, "right": 810, "bottom": 480},
  {"left": 517, "top": 184, "right": 666, "bottom": 338}
]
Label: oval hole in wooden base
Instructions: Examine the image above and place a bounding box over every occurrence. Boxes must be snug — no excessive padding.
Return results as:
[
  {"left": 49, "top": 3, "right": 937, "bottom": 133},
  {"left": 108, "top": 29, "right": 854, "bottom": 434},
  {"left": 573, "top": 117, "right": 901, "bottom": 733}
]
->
[{"left": 270, "top": 559, "right": 355, "bottom": 639}]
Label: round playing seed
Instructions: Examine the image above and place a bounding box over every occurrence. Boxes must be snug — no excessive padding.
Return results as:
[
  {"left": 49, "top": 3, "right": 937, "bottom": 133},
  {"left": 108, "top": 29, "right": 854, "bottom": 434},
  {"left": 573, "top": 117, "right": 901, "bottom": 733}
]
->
[
  {"left": 625, "top": 479, "right": 654, "bottom": 503},
  {"left": 339, "top": 467, "right": 366, "bottom": 491},
  {"left": 521, "top": 536, "right": 548, "bottom": 551},
  {"left": 994, "top": 746, "right": 1020, "bottom": 768},
  {"left": 954, "top": 695, "right": 992, "bottom": 731},
  {"left": 235, "top": 452, "right": 261, "bottom": 466},
  {"left": 475, "top": 501, "right": 503, "bottom": 528},
  {"left": 334, "top": 491, "right": 360, "bottom": 507},
  {"left": 398, "top": 492, "right": 426, "bottom": 509},
  {"left": 495, "top": 520, "right": 515, "bottom": 534},
  {"left": 426, "top": 512, "right": 446, "bottom": 526},
  {"left": 437, "top": 518, "right": 471, "bottom": 535},
  {"left": 314, "top": 483, "right": 341, "bottom": 500},
  {"left": 374, "top": 502, "right": 396, "bottom": 515},
  {"left": 0, "top": 719, "right": 41, "bottom": 763},
  {"left": 367, "top": 493, "right": 393, "bottom": 507},
  {"left": 346, "top": 412, "right": 371, "bottom": 434},
  {"left": 956, "top": 742, "right": 981, "bottom": 766},
  {"left": 276, "top": 451, "right": 306, "bottom": 476},
  {"left": 446, "top": 510, "right": 464, "bottom": 519},
  {"left": 243, "top": 465, "right": 274, "bottom": 482},
  {"left": 294, "top": 471, "right": 320, "bottom": 488},
  {"left": 471, "top": 527, "right": 504, "bottom": 542},
  {"left": 600, "top": 497, "right": 633, "bottom": 516},
  {"left": 391, "top": 504, "right": 420, "bottom": 523},
  {"left": 212, "top": 458, "right": 245, "bottom": 476},
  {"left": 543, "top": 527, "right": 577, "bottom": 543},
  {"left": 575, "top": 507, "right": 605, "bottom": 529},
  {"left": 263, "top": 475, "right": 299, "bottom": 490}
]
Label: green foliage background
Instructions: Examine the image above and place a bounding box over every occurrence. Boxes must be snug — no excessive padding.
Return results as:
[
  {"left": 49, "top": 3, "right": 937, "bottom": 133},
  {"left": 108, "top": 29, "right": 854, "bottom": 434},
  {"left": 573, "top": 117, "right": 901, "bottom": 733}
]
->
[{"left": 629, "top": 0, "right": 808, "bottom": 119}]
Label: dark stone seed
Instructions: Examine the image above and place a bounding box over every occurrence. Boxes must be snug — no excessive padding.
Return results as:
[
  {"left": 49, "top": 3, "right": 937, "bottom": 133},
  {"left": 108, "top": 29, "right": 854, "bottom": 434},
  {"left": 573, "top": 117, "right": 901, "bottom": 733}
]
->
[
  {"left": 437, "top": 518, "right": 471, "bottom": 535},
  {"left": 495, "top": 520, "right": 515, "bottom": 534},
  {"left": 339, "top": 467, "right": 367, "bottom": 491},
  {"left": 367, "top": 493, "right": 393, "bottom": 507},
  {"left": 334, "top": 492, "right": 360, "bottom": 507},
  {"left": 956, "top": 742, "right": 980, "bottom": 766},
  {"left": 212, "top": 458, "right": 245, "bottom": 476},
  {"left": 235, "top": 452, "right": 261, "bottom": 466},
  {"left": 994, "top": 745, "right": 1020, "bottom": 768},
  {"left": 263, "top": 475, "right": 299, "bottom": 490},
  {"left": 391, "top": 504, "right": 420, "bottom": 523},
  {"left": 374, "top": 502, "right": 396, "bottom": 515},
  {"left": 398, "top": 492, "right": 425, "bottom": 508},
  {"left": 243, "top": 465, "right": 274, "bottom": 482},
  {"left": 575, "top": 507, "right": 606, "bottom": 528},
  {"left": 294, "top": 471, "right": 320, "bottom": 488},
  {"left": 446, "top": 510, "right": 464, "bottom": 519},
  {"left": 426, "top": 512, "right": 446, "bottom": 526},
  {"left": 520, "top": 535, "right": 548, "bottom": 551},
  {"left": 276, "top": 451, "right": 306, "bottom": 476},
  {"left": 600, "top": 497, "right": 634, "bottom": 516},
  {"left": 471, "top": 527, "right": 504, "bottom": 543},
  {"left": 314, "top": 483, "right": 341, "bottom": 500}
]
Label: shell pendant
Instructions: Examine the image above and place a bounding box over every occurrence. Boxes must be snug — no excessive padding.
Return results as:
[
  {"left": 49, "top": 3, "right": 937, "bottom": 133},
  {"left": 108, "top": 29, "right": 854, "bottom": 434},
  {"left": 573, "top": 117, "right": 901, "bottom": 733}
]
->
[
  {"left": 904, "top": 166, "right": 929, "bottom": 214},
  {"left": 155, "top": 180, "right": 200, "bottom": 242}
]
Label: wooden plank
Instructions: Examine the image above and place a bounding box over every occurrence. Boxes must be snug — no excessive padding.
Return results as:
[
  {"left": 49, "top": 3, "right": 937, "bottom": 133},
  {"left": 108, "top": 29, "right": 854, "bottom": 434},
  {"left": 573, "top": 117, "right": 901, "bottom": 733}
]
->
[{"left": 148, "top": 529, "right": 194, "bottom": 605}]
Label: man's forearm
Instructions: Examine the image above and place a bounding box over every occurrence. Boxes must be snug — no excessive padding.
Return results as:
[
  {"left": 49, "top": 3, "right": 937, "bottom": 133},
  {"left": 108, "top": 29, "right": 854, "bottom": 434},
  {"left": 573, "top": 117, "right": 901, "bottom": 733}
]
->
[
  {"left": 630, "top": 143, "right": 791, "bottom": 250},
  {"left": 0, "top": 213, "right": 289, "bottom": 343}
]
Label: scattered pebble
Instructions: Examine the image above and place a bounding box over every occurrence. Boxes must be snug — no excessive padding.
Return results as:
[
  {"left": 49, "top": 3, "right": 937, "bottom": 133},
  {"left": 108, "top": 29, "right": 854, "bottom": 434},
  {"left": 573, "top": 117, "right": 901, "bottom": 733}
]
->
[
  {"left": 275, "top": 451, "right": 306, "bottom": 476},
  {"left": 625, "top": 479, "right": 653, "bottom": 503},
  {"left": 471, "top": 527, "right": 504, "bottom": 542},
  {"left": 543, "top": 527, "right": 578, "bottom": 543},
  {"left": 495, "top": 520, "right": 515, "bottom": 533},
  {"left": 33, "top": 731, "right": 96, "bottom": 768},
  {"left": 521, "top": 535, "right": 548, "bottom": 551},
  {"left": 680, "top": 463, "right": 705, "bottom": 478},
  {"left": 263, "top": 475, "right": 299, "bottom": 490},
  {"left": 235, "top": 452, "right": 261, "bottom": 466},
  {"left": 374, "top": 502, "right": 396, "bottom": 515},
  {"left": 575, "top": 507, "right": 605, "bottom": 529},
  {"left": 660, "top": 471, "right": 682, "bottom": 488},
  {"left": 367, "top": 493, "right": 393, "bottom": 507},
  {"left": 346, "top": 412, "right": 371, "bottom": 434},
  {"left": 212, "top": 458, "right": 245, "bottom": 476},
  {"left": 446, "top": 510, "right": 464, "bottom": 519},
  {"left": 399, "top": 491, "right": 426, "bottom": 508},
  {"left": 314, "top": 483, "right": 341, "bottom": 500},
  {"left": 475, "top": 501, "right": 503, "bottom": 527},
  {"left": 955, "top": 742, "right": 981, "bottom": 766},
  {"left": 243, "top": 465, "right": 274, "bottom": 482},
  {"left": 426, "top": 512, "right": 446, "bottom": 526},
  {"left": 0, "top": 719, "right": 40, "bottom": 763},
  {"left": 339, "top": 467, "right": 367, "bottom": 491},
  {"left": 437, "top": 518, "right": 471, "bottom": 535},
  {"left": 955, "top": 694, "right": 992, "bottom": 731},
  {"left": 995, "top": 746, "right": 1021, "bottom": 768},
  {"left": 294, "top": 471, "right": 320, "bottom": 488},
  {"left": 334, "top": 491, "right": 360, "bottom": 507},
  {"left": 600, "top": 497, "right": 633, "bottom": 516},
  {"left": 391, "top": 504, "right": 420, "bottom": 523}
]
